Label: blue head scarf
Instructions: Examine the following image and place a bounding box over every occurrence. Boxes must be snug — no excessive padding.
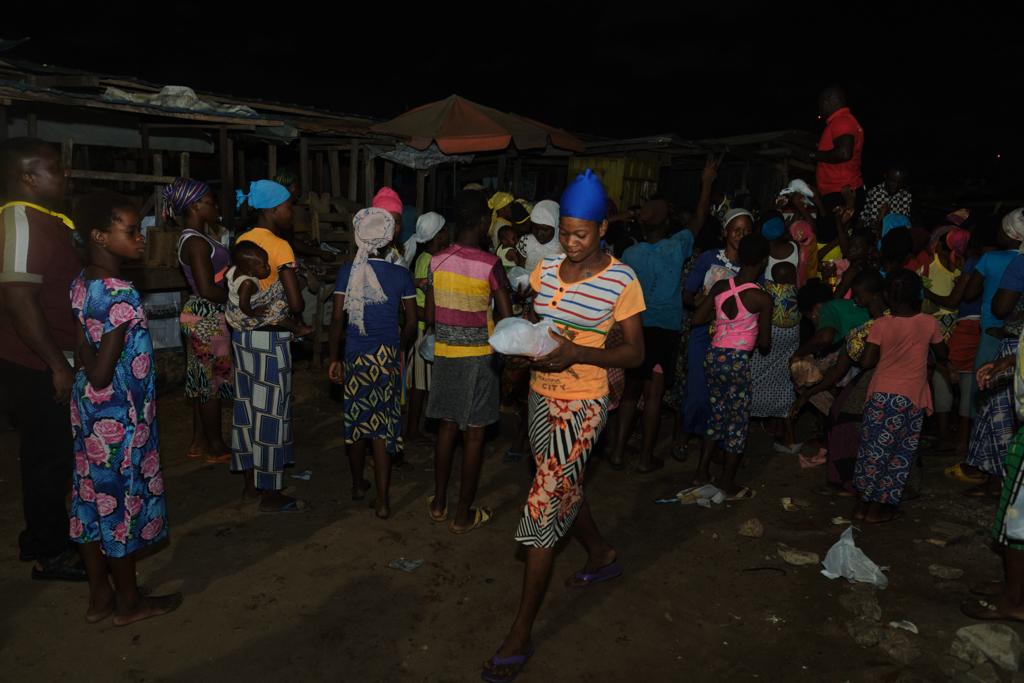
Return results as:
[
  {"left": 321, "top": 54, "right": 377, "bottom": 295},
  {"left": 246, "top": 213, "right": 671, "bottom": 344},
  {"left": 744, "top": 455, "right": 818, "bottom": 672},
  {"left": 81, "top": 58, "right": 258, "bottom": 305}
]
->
[
  {"left": 761, "top": 216, "right": 786, "bottom": 240},
  {"left": 881, "top": 213, "right": 912, "bottom": 240},
  {"left": 236, "top": 180, "right": 291, "bottom": 211},
  {"left": 560, "top": 169, "right": 607, "bottom": 223}
]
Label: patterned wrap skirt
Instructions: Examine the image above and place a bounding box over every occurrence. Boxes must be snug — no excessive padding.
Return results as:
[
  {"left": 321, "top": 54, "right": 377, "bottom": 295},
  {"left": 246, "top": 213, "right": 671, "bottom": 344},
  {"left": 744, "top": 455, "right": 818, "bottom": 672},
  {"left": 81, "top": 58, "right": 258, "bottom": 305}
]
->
[
  {"left": 967, "top": 336, "right": 1019, "bottom": 478},
  {"left": 514, "top": 392, "right": 608, "bottom": 549},
  {"left": 179, "top": 296, "right": 233, "bottom": 402},
  {"left": 344, "top": 344, "right": 403, "bottom": 454},
  {"left": 994, "top": 427, "right": 1024, "bottom": 551},
  {"left": 704, "top": 347, "right": 753, "bottom": 455},
  {"left": 854, "top": 392, "right": 923, "bottom": 506}
]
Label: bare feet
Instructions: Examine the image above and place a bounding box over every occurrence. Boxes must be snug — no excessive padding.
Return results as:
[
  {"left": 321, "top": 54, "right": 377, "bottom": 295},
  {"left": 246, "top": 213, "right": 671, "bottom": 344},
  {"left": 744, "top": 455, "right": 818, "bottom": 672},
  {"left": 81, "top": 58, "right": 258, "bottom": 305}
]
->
[
  {"left": 351, "top": 480, "right": 371, "bottom": 501},
  {"left": 86, "top": 584, "right": 115, "bottom": 624},
  {"left": 112, "top": 593, "right": 183, "bottom": 627}
]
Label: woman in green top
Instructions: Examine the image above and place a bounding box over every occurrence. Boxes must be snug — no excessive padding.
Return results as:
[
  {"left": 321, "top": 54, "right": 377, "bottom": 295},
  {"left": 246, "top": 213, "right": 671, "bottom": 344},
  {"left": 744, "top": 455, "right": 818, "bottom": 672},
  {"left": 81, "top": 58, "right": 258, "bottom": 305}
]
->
[{"left": 402, "top": 212, "right": 449, "bottom": 443}]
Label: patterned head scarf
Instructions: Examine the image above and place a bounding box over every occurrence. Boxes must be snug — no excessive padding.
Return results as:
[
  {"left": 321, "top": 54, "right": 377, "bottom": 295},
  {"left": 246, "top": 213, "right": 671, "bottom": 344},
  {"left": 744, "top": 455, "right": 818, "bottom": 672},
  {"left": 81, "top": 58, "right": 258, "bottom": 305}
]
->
[
  {"left": 345, "top": 208, "right": 395, "bottom": 335},
  {"left": 488, "top": 191, "right": 515, "bottom": 242},
  {"left": 946, "top": 228, "right": 970, "bottom": 265},
  {"left": 163, "top": 178, "right": 210, "bottom": 220}
]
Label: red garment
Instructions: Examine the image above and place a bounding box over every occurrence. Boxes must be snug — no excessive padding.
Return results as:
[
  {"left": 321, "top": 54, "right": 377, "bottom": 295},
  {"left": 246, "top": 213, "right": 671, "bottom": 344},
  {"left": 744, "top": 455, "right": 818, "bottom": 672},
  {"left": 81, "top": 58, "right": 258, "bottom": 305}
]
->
[
  {"left": 815, "top": 107, "right": 864, "bottom": 195},
  {"left": 0, "top": 204, "right": 80, "bottom": 370}
]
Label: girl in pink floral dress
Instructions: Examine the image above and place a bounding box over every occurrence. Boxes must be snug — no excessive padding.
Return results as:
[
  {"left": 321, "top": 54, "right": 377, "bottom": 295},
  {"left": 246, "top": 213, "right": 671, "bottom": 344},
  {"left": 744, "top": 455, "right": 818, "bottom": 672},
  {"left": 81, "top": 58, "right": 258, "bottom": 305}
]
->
[{"left": 69, "top": 192, "right": 181, "bottom": 625}]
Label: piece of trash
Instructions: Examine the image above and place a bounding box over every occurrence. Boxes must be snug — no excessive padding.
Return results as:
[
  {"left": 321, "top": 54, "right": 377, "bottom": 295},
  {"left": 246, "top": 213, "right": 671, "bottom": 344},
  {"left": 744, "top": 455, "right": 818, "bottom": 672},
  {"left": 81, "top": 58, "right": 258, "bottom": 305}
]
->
[
  {"left": 677, "top": 484, "right": 726, "bottom": 506},
  {"left": 889, "top": 620, "right": 919, "bottom": 634},
  {"left": 777, "top": 544, "right": 820, "bottom": 566},
  {"left": 766, "top": 615, "right": 785, "bottom": 625},
  {"left": 831, "top": 516, "right": 852, "bottom": 526},
  {"left": 928, "top": 564, "right": 965, "bottom": 580},
  {"left": 290, "top": 470, "right": 313, "bottom": 481},
  {"left": 654, "top": 497, "right": 681, "bottom": 505},
  {"left": 738, "top": 518, "right": 764, "bottom": 538},
  {"left": 781, "top": 497, "right": 811, "bottom": 512},
  {"left": 743, "top": 566, "right": 787, "bottom": 576},
  {"left": 388, "top": 558, "right": 424, "bottom": 573},
  {"left": 821, "top": 527, "right": 889, "bottom": 589}
]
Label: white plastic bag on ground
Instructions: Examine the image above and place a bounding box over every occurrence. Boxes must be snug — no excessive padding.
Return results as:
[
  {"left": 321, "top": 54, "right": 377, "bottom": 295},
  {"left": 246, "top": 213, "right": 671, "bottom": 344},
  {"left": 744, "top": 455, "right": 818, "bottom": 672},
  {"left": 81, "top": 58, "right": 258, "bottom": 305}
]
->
[
  {"left": 489, "top": 318, "right": 562, "bottom": 358},
  {"left": 820, "top": 526, "right": 889, "bottom": 589}
]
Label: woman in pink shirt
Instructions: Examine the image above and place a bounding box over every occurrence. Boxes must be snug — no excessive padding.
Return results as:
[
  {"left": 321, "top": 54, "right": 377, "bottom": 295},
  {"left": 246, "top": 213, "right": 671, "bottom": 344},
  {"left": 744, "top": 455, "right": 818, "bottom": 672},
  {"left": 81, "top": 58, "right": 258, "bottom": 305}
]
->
[{"left": 855, "top": 269, "right": 948, "bottom": 523}]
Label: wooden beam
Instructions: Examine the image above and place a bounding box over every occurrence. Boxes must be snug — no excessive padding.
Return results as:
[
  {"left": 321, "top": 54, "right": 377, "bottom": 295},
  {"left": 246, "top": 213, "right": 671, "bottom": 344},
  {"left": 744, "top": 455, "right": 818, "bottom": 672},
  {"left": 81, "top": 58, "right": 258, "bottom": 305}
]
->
[
  {"left": 69, "top": 169, "right": 177, "bottom": 183},
  {"left": 416, "top": 170, "right": 426, "bottom": 214},
  {"left": 383, "top": 161, "right": 394, "bottom": 188},
  {"left": 33, "top": 75, "right": 101, "bottom": 88},
  {"left": 179, "top": 152, "right": 190, "bottom": 178},
  {"left": 314, "top": 152, "right": 324, "bottom": 194},
  {"left": 497, "top": 155, "right": 507, "bottom": 190},
  {"left": 299, "top": 137, "right": 310, "bottom": 197},
  {"left": 348, "top": 141, "right": 359, "bottom": 202},
  {"left": 0, "top": 88, "right": 285, "bottom": 127},
  {"left": 61, "top": 138, "right": 74, "bottom": 170},
  {"left": 267, "top": 143, "right": 277, "bottom": 179},
  {"left": 237, "top": 147, "right": 247, "bottom": 189},
  {"left": 144, "top": 123, "right": 256, "bottom": 131},
  {"left": 0, "top": 105, "right": 7, "bottom": 142},
  {"left": 140, "top": 124, "right": 150, "bottom": 174},
  {"left": 329, "top": 150, "right": 341, "bottom": 199}
]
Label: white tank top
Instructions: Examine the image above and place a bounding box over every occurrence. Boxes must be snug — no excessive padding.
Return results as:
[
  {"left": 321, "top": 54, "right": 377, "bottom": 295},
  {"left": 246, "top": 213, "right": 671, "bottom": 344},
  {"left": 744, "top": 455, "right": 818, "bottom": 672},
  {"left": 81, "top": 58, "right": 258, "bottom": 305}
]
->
[{"left": 765, "top": 241, "right": 799, "bottom": 280}]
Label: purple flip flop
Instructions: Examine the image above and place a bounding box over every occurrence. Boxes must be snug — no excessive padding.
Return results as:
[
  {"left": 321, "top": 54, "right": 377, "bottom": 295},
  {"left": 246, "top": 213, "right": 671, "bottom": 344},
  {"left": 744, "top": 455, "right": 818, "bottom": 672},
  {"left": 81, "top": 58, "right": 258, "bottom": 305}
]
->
[
  {"left": 481, "top": 644, "right": 535, "bottom": 683},
  {"left": 568, "top": 560, "right": 624, "bottom": 588}
]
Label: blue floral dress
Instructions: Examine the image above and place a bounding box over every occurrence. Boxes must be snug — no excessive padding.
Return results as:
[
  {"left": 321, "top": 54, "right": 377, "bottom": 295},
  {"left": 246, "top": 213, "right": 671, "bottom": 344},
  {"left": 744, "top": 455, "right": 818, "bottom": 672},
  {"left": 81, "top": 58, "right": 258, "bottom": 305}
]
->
[{"left": 69, "top": 274, "right": 167, "bottom": 557}]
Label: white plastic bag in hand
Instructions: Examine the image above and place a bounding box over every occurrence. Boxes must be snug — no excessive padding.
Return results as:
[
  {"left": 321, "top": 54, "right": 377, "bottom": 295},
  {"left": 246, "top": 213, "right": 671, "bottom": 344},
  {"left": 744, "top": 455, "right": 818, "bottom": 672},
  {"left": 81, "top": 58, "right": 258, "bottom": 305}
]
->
[
  {"left": 489, "top": 318, "right": 562, "bottom": 358},
  {"left": 418, "top": 333, "right": 435, "bottom": 362},
  {"left": 820, "top": 526, "right": 889, "bottom": 589}
]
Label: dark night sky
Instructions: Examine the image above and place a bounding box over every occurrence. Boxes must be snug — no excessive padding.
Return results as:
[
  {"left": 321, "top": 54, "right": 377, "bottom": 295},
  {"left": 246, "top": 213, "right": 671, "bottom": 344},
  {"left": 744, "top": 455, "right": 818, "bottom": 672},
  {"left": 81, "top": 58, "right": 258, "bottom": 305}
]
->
[{"left": 4, "top": 3, "right": 1018, "bottom": 194}]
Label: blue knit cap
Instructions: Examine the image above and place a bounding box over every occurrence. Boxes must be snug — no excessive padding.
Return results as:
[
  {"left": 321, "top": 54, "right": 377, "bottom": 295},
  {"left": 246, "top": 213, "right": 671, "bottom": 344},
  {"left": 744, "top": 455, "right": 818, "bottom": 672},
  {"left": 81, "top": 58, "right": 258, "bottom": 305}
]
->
[
  {"left": 560, "top": 169, "right": 607, "bottom": 223},
  {"left": 236, "top": 180, "right": 291, "bottom": 210}
]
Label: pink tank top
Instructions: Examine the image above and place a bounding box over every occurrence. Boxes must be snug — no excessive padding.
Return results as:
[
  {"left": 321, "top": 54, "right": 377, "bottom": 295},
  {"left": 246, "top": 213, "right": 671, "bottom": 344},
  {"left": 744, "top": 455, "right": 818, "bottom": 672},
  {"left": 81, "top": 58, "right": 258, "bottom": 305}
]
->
[{"left": 712, "top": 279, "right": 760, "bottom": 351}]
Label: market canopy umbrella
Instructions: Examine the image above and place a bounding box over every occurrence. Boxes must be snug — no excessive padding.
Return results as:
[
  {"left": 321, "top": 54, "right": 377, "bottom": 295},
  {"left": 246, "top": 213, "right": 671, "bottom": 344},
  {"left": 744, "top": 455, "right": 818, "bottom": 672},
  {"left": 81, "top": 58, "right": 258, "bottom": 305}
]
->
[{"left": 370, "top": 95, "right": 585, "bottom": 155}]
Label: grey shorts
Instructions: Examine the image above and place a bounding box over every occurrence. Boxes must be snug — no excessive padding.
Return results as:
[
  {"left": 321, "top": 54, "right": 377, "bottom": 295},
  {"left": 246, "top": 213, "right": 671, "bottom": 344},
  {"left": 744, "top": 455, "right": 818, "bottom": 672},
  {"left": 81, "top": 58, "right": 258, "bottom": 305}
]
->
[{"left": 425, "top": 354, "right": 500, "bottom": 430}]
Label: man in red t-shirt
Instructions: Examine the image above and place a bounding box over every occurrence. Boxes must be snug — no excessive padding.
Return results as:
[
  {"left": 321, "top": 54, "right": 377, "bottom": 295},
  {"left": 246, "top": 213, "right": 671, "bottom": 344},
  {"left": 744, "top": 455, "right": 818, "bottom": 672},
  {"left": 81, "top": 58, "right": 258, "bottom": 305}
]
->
[
  {"left": 0, "top": 137, "right": 86, "bottom": 581},
  {"left": 810, "top": 86, "right": 866, "bottom": 247}
]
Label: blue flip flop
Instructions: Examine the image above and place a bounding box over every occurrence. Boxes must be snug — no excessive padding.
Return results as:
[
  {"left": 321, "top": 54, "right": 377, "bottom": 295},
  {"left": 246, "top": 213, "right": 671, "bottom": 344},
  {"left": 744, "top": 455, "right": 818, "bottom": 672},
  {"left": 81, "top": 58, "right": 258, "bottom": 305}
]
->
[
  {"left": 481, "top": 644, "right": 535, "bottom": 682},
  {"left": 568, "top": 560, "right": 623, "bottom": 588}
]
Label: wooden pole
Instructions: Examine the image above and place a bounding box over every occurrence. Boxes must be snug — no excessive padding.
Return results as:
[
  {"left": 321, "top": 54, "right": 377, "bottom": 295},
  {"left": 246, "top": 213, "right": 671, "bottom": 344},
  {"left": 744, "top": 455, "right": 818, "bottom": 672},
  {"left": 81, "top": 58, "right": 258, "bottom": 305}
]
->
[
  {"left": 329, "top": 150, "right": 341, "bottom": 199},
  {"left": 153, "top": 153, "right": 165, "bottom": 226},
  {"left": 140, "top": 124, "right": 150, "bottom": 174},
  {"left": 0, "top": 105, "right": 8, "bottom": 142},
  {"left": 179, "top": 152, "right": 190, "bottom": 178},
  {"left": 27, "top": 110, "right": 37, "bottom": 137},
  {"left": 513, "top": 158, "right": 522, "bottom": 196},
  {"left": 383, "top": 161, "right": 394, "bottom": 188},
  {"left": 364, "top": 154, "right": 375, "bottom": 206},
  {"left": 428, "top": 166, "right": 437, "bottom": 210},
  {"left": 348, "top": 141, "right": 359, "bottom": 202},
  {"left": 237, "top": 147, "right": 247, "bottom": 190},
  {"left": 218, "top": 127, "right": 233, "bottom": 228},
  {"left": 299, "top": 137, "right": 310, "bottom": 198},
  {"left": 416, "top": 170, "right": 426, "bottom": 214},
  {"left": 314, "top": 152, "right": 324, "bottom": 194},
  {"left": 61, "top": 138, "right": 73, "bottom": 170},
  {"left": 497, "top": 155, "right": 507, "bottom": 190},
  {"left": 267, "top": 143, "right": 277, "bottom": 179}
]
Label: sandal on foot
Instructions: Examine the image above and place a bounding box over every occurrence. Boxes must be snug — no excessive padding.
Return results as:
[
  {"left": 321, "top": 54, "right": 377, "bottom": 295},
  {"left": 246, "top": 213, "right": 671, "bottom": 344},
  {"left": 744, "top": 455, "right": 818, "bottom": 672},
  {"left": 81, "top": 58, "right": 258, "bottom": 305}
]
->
[
  {"left": 205, "top": 452, "right": 232, "bottom": 464},
  {"left": 945, "top": 463, "right": 986, "bottom": 485},
  {"left": 961, "top": 599, "right": 1024, "bottom": 622},
  {"left": 449, "top": 507, "right": 492, "bottom": 535},
  {"left": 481, "top": 644, "right": 535, "bottom": 683},
  {"left": 567, "top": 560, "right": 623, "bottom": 588},
  {"left": 970, "top": 581, "right": 1004, "bottom": 598},
  {"left": 725, "top": 487, "right": 756, "bottom": 501},
  {"left": 427, "top": 496, "right": 448, "bottom": 523},
  {"left": 31, "top": 549, "right": 87, "bottom": 582},
  {"left": 863, "top": 511, "right": 904, "bottom": 525}
]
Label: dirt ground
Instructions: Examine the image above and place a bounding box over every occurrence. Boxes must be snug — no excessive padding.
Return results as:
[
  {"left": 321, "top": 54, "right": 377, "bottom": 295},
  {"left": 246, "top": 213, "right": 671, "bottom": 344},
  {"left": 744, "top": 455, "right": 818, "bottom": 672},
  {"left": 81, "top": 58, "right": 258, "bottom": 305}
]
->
[{"left": 1, "top": 362, "right": 1020, "bottom": 682}]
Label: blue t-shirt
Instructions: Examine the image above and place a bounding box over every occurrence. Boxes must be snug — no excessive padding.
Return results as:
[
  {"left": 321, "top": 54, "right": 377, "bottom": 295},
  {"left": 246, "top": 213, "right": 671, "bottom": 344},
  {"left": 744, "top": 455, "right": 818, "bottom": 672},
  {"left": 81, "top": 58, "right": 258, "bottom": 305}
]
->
[
  {"left": 976, "top": 250, "right": 1018, "bottom": 331},
  {"left": 622, "top": 228, "right": 694, "bottom": 331},
  {"left": 334, "top": 259, "right": 416, "bottom": 358},
  {"left": 998, "top": 253, "right": 1024, "bottom": 293},
  {"left": 957, "top": 256, "right": 982, "bottom": 319}
]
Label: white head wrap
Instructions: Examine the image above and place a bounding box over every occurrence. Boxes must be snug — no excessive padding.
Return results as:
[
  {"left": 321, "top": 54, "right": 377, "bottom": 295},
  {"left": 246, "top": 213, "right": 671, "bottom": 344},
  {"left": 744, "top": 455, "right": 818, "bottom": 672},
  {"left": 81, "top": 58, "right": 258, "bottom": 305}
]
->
[
  {"left": 345, "top": 208, "right": 394, "bottom": 335},
  {"left": 1003, "top": 208, "right": 1024, "bottom": 252},
  {"left": 401, "top": 212, "right": 446, "bottom": 267}
]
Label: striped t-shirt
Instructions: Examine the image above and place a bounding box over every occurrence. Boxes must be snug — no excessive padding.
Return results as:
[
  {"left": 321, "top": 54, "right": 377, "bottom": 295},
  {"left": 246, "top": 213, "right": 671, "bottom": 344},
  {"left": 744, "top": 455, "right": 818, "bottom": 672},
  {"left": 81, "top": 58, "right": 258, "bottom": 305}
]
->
[
  {"left": 430, "top": 244, "right": 509, "bottom": 358},
  {"left": 530, "top": 254, "right": 645, "bottom": 400}
]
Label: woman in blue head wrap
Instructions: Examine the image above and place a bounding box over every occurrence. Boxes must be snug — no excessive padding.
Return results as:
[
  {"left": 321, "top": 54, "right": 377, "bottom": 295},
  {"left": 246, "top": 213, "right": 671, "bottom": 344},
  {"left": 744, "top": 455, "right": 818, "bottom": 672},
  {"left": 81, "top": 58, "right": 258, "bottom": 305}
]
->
[
  {"left": 230, "top": 180, "right": 310, "bottom": 513},
  {"left": 482, "top": 170, "right": 647, "bottom": 682},
  {"left": 167, "top": 178, "right": 234, "bottom": 462}
]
